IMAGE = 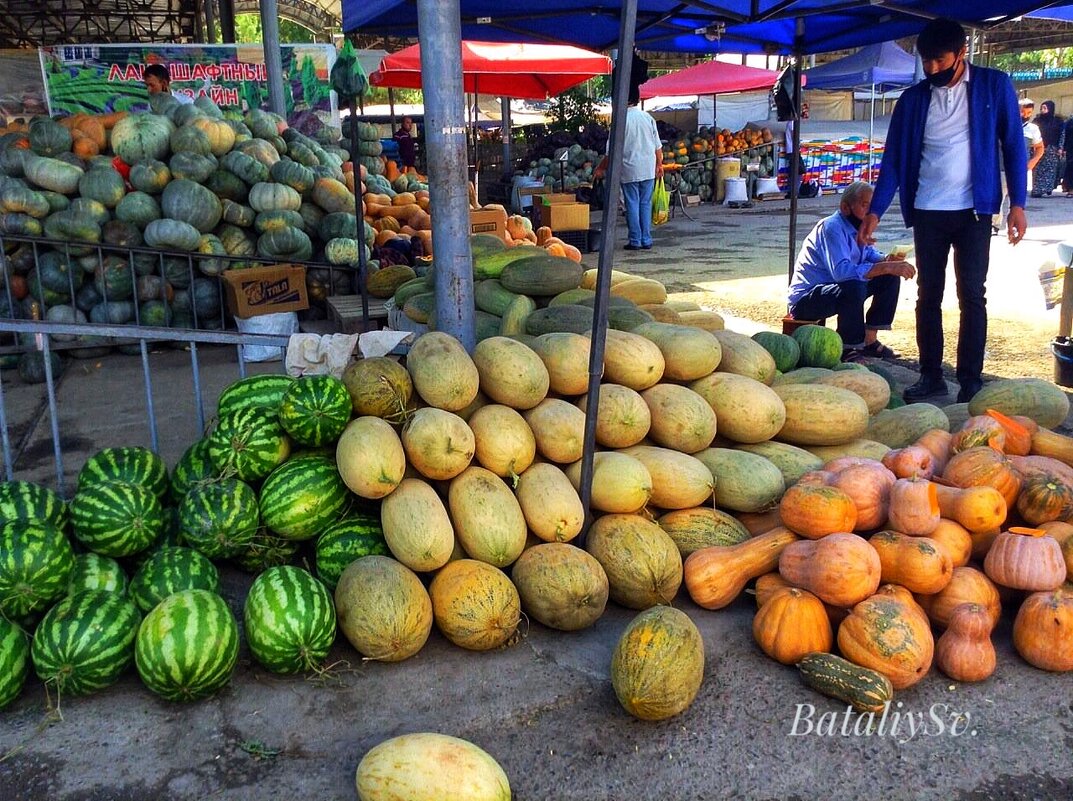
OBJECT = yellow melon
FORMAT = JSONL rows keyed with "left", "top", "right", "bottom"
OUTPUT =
{"left": 595, "top": 329, "right": 665, "bottom": 391}
{"left": 336, "top": 417, "right": 406, "bottom": 499}
{"left": 335, "top": 556, "right": 432, "bottom": 662}
{"left": 380, "top": 478, "right": 456, "bottom": 572}
{"left": 575, "top": 383, "right": 650, "bottom": 448}
{"left": 510, "top": 543, "right": 608, "bottom": 630}
{"left": 356, "top": 733, "right": 511, "bottom": 800}
{"left": 448, "top": 466, "right": 527, "bottom": 567}
{"left": 564, "top": 452, "right": 652, "bottom": 514}
{"left": 514, "top": 462, "right": 585, "bottom": 543}
{"left": 523, "top": 398, "right": 586, "bottom": 464}
{"left": 472, "top": 336, "right": 550, "bottom": 410}
{"left": 406, "top": 331, "right": 479, "bottom": 411}
{"left": 401, "top": 407, "right": 474, "bottom": 480}
{"left": 586, "top": 514, "right": 683, "bottom": 609}
{"left": 632, "top": 322, "right": 721, "bottom": 380}
{"left": 531, "top": 332, "right": 592, "bottom": 396}
{"left": 618, "top": 445, "right": 714, "bottom": 510}
{"left": 640, "top": 384, "right": 718, "bottom": 454}
{"left": 466, "top": 404, "right": 536, "bottom": 479}
{"left": 428, "top": 559, "right": 521, "bottom": 650}
{"left": 689, "top": 372, "right": 786, "bottom": 444}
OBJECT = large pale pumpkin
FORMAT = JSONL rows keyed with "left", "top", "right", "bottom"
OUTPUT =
{"left": 380, "top": 478, "right": 455, "bottom": 572}
{"left": 640, "top": 384, "right": 717, "bottom": 454}
{"left": 564, "top": 452, "right": 651, "bottom": 514}
{"left": 472, "top": 336, "right": 550, "bottom": 410}
{"left": 523, "top": 399, "right": 586, "bottom": 464}
{"left": 576, "top": 383, "right": 650, "bottom": 448}
{"left": 514, "top": 462, "right": 584, "bottom": 543}
{"left": 406, "top": 331, "right": 479, "bottom": 412}
{"left": 401, "top": 407, "right": 474, "bottom": 480}
{"left": 586, "top": 514, "right": 683, "bottom": 609}
{"left": 618, "top": 445, "right": 714, "bottom": 510}
{"left": 511, "top": 543, "right": 608, "bottom": 630}
{"left": 334, "top": 556, "right": 432, "bottom": 662}
{"left": 428, "top": 559, "right": 520, "bottom": 651}
{"left": 336, "top": 417, "right": 406, "bottom": 499}
{"left": 448, "top": 467, "right": 527, "bottom": 567}
{"left": 467, "top": 404, "right": 536, "bottom": 479}
{"left": 837, "top": 592, "right": 935, "bottom": 689}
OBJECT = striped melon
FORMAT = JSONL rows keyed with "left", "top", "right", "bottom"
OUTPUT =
{"left": 0, "top": 480, "right": 68, "bottom": 531}
{"left": 67, "top": 553, "right": 127, "bottom": 595}
{"left": 217, "top": 373, "right": 295, "bottom": 417}
{"left": 611, "top": 606, "right": 704, "bottom": 720}
{"left": 448, "top": 467, "right": 527, "bottom": 568}
{"left": 314, "top": 512, "right": 389, "bottom": 590}
{"left": 656, "top": 507, "right": 751, "bottom": 556}
{"left": 618, "top": 446, "right": 714, "bottom": 510}
{"left": 466, "top": 404, "right": 536, "bottom": 479}
{"left": 429, "top": 559, "right": 521, "bottom": 651}
{"left": 0, "top": 520, "right": 74, "bottom": 622}
{"left": 128, "top": 546, "right": 220, "bottom": 613}
{"left": 231, "top": 530, "right": 300, "bottom": 575}
{"left": 0, "top": 617, "right": 30, "bottom": 709}
{"left": 342, "top": 356, "right": 414, "bottom": 421}
{"left": 243, "top": 565, "right": 336, "bottom": 673}
{"left": 259, "top": 456, "right": 349, "bottom": 540}
{"left": 135, "top": 589, "right": 239, "bottom": 701}
{"left": 693, "top": 448, "right": 786, "bottom": 512}
{"left": 380, "top": 478, "right": 456, "bottom": 572}
{"left": 70, "top": 481, "right": 164, "bottom": 557}
{"left": 78, "top": 446, "right": 169, "bottom": 500}
{"left": 334, "top": 555, "right": 433, "bottom": 662}
{"left": 406, "top": 332, "right": 480, "bottom": 412}
{"left": 31, "top": 589, "right": 141, "bottom": 695}
{"left": 207, "top": 407, "right": 291, "bottom": 481}
{"left": 576, "top": 384, "right": 651, "bottom": 448}
{"left": 278, "top": 375, "right": 352, "bottom": 447}
{"left": 401, "top": 408, "right": 475, "bottom": 481}
{"left": 586, "top": 514, "right": 683, "bottom": 609}
{"left": 968, "top": 378, "right": 1071, "bottom": 429}
{"left": 179, "top": 477, "right": 259, "bottom": 558}
{"left": 336, "top": 417, "right": 406, "bottom": 499}
{"left": 169, "top": 439, "right": 217, "bottom": 504}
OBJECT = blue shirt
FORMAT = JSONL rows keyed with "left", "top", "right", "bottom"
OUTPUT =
{"left": 788, "top": 211, "right": 885, "bottom": 304}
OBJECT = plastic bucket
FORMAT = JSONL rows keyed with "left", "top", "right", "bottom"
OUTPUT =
{"left": 716, "top": 157, "right": 741, "bottom": 202}
{"left": 1053, "top": 336, "right": 1073, "bottom": 387}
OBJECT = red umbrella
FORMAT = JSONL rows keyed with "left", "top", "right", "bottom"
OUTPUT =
{"left": 639, "top": 60, "right": 798, "bottom": 99}
{"left": 369, "top": 40, "right": 612, "bottom": 100}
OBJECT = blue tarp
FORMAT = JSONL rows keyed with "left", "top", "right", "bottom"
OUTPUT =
{"left": 803, "top": 41, "right": 916, "bottom": 92}
{"left": 1028, "top": 5, "right": 1073, "bottom": 21}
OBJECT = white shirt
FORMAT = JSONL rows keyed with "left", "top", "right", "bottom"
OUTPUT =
{"left": 613, "top": 106, "right": 661, "bottom": 184}
{"left": 1023, "top": 120, "right": 1043, "bottom": 149}
{"left": 915, "top": 63, "right": 974, "bottom": 211}
{"left": 171, "top": 90, "right": 195, "bottom": 105}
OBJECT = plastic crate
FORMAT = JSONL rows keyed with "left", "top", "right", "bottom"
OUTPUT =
{"left": 556, "top": 228, "right": 591, "bottom": 252}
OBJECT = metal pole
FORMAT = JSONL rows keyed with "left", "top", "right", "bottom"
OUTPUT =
{"left": 416, "top": 0, "right": 475, "bottom": 349}
{"left": 260, "top": 0, "right": 288, "bottom": 116}
{"left": 218, "top": 0, "right": 236, "bottom": 44}
{"left": 501, "top": 96, "right": 512, "bottom": 180}
{"left": 205, "top": 0, "right": 217, "bottom": 51}
{"left": 787, "top": 17, "right": 804, "bottom": 283}
{"left": 389, "top": 87, "right": 397, "bottom": 133}
{"left": 577, "top": 0, "right": 638, "bottom": 543}
{"left": 868, "top": 83, "right": 875, "bottom": 180}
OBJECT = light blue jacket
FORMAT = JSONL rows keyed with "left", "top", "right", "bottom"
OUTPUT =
{"left": 789, "top": 211, "right": 885, "bottom": 304}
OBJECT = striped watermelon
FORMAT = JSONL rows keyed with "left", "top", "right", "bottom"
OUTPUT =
{"left": 31, "top": 589, "right": 141, "bottom": 695}
{"left": 217, "top": 373, "right": 295, "bottom": 417}
{"left": 278, "top": 376, "right": 352, "bottom": 447}
{"left": 243, "top": 565, "right": 336, "bottom": 673}
{"left": 128, "top": 546, "right": 220, "bottom": 613}
{"left": 232, "top": 530, "right": 301, "bottom": 574}
{"left": 169, "top": 439, "right": 217, "bottom": 504}
{"left": 0, "top": 480, "right": 68, "bottom": 532}
{"left": 0, "top": 617, "right": 30, "bottom": 709}
{"left": 258, "top": 456, "right": 349, "bottom": 540}
{"left": 70, "top": 481, "right": 165, "bottom": 557}
{"left": 178, "top": 478, "right": 259, "bottom": 559}
{"left": 0, "top": 520, "right": 75, "bottom": 623}
{"left": 67, "top": 553, "right": 127, "bottom": 595}
{"left": 135, "top": 589, "right": 239, "bottom": 702}
{"left": 207, "top": 407, "right": 291, "bottom": 481}
{"left": 315, "top": 512, "right": 389, "bottom": 590}
{"left": 78, "top": 446, "right": 170, "bottom": 501}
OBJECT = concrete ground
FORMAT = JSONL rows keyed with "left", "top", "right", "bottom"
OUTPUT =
{"left": 2, "top": 191, "right": 1073, "bottom": 800}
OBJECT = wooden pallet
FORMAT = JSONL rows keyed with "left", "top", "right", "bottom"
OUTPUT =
{"left": 325, "top": 295, "right": 390, "bottom": 334}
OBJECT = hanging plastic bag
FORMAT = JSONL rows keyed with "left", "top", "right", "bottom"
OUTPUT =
{"left": 651, "top": 177, "right": 669, "bottom": 226}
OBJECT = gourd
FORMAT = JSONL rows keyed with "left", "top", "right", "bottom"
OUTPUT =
{"left": 752, "top": 587, "right": 833, "bottom": 665}
{"left": 868, "top": 530, "right": 953, "bottom": 595}
{"left": 1029, "top": 427, "right": 1073, "bottom": 467}
{"left": 778, "top": 532, "right": 881, "bottom": 607}
{"left": 778, "top": 482, "right": 857, "bottom": 539}
{"left": 1012, "top": 586, "right": 1073, "bottom": 672}
{"left": 796, "top": 652, "right": 894, "bottom": 714}
{"left": 933, "top": 484, "right": 1007, "bottom": 534}
{"left": 942, "top": 446, "right": 1021, "bottom": 508}
{"left": 827, "top": 462, "right": 895, "bottom": 531}
{"left": 886, "top": 478, "right": 940, "bottom": 536}
{"left": 935, "top": 603, "right": 996, "bottom": 682}
{"left": 837, "top": 592, "right": 935, "bottom": 689}
{"left": 1015, "top": 470, "right": 1073, "bottom": 526}
{"left": 683, "top": 526, "right": 799, "bottom": 610}
{"left": 881, "top": 444, "right": 936, "bottom": 479}
{"left": 983, "top": 527, "right": 1067, "bottom": 591}
{"left": 915, "top": 566, "right": 1001, "bottom": 629}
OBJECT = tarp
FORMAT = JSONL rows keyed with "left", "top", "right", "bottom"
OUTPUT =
{"left": 638, "top": 60, "right": 784, "bottom": 99}
{"left": 369, "top": 40, "right": 611, "bottom": 100}
{"left": 803, "top": 41, "right": 916, "bottom": 92}
{"left": 1028, "top": 4, "right": 1073, "bottom": 21}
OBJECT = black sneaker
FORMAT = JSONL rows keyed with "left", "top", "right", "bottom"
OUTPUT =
{"left": 903, "top": 376, "right": 949, "bottom": 402}
{"left": 957, "top": 382, "right": 983, "bottom": 403}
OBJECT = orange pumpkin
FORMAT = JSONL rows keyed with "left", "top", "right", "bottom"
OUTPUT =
{"left": 881, "top": 445, "right": 937, "bottom": 479}
{"left": 828, "top": 462, "right": 895, "bottom": 531}
{"left": 986, "top": 409, "right": 1035, "bottom": 456}
{"left": 683, "top": 526, "right": 799, "bottom": 610}
{"left": 950, "top": 415, "right": 1006, "bottom": 454}
{"left": 942, "top": 446, "right": 1021, "bottom": 508}
{"left": 1012, "top": 586, "right": 1073, "bottom": 672}
{"left": 983, "top": 527, "right": 1067, "bottom": 591}
{"left": 837, "top": 592, "right": 935, "bottom": 689}
{"left": 778, "top": 483, "right": 857, "bottom": 540}
{"left": 915, "top": 565, "right": 1001, "bottom": 629}
{"left": 927, "top": 519, "right": 973, "bottom": 568}
{"left": 1015, "top": 470, "right": 1073, "bottom": 526}
{"left": 935, "top": 603, "right": 997, "bottom": 682}
{"left": 915, "top": 428, "right": 953, "bottom": 473}
{"left": 868, "top": 530, "right": 952, "bottom": 595}
{"left": 778, "top": 532, "right": 881, "bottom": 608}
{"left": 886, "top": 478, "right": 940, "bottom": 536}
{"left": 735, "top": 509, "right": 783, "bottom": 535}
{"left": 752, "top": 587, "right": 833, "bottom": 665}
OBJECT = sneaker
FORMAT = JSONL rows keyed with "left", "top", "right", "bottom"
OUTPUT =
{"left": 957, "top": 382, "right": 983, "bottom": 403}
{"left": 903, "top": 376, "right": 949, "bottom": 402}
{"left": 624, "top": 244, "right": 642, "bottom": 251}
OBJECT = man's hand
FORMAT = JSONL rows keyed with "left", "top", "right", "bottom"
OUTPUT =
{"left": 857, "top": 213, "right": 880, "bottom": 246}
{"left": 1007, "top": 206, "right": 1027, "bottom": 245}
{"left": 865, "top": 260, "right": 915, "bottom": 281}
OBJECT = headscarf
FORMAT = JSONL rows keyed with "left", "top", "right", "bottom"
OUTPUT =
{"left": 1036, "top": 100, "right": 1064, "bottom": 147}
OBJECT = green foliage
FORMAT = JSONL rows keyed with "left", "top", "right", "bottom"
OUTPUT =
{"left": 993, "top": 48, "right": 1073, "bottom": 71}
{"left": 548, "top": 85, "right": 602, "bottom": 133}
{"left": 233, "top": 15, "right": 317, "bottom": 44}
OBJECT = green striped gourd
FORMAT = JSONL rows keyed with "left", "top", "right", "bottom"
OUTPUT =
{"left": 231, "top": 530, "right": 301, "bottom": 574}
{"left": 0, "top": 480, "right": 68, "bottom": 531}
{"left": 0, "top": 520, "right": 75, "bottom": 622}
{"left": 169, "top": 439, "right": 217, "bottom": 504}
{"left": 314, "top": 511, "right": 388, "bottom": 590}
{"left": 135, "top": 589, "right": 238, "bottom": 702}
{"left": 70, "top": 481, "right": 165, "bottom": 557}
{"left": 78, "top": 446, "right": 169, "bottom": 501}
{"left": 31, "top": 589, "right": 141, "bottom": 695}
{"left": 278, "top": 375, "right": 352, "bottom": 447}
{"left": 67, "top": 553, "right": 127, "bottom": 595}
{"left": 258, "top": 456, "right": 348, "bottom": 541}
{"left": 0, "top": 618, "right": 30, "bottom": 709}
{"left": 207, "top": 407, "right": 291, "bottom": 481}
{"left": 216, "top": 374, "right": 295, "bottom": 417}
{"left": 178, "top": 478, "right": 259, "bottom": 559}
{"left": 128, "top": 546, "right": 220, "bottom": 613}
{"left": 243, "top": 565, "right": 336, "bottom": 673}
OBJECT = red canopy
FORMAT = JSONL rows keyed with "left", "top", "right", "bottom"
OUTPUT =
{"left": 369, "top": 40, "right": 612, "bottom": 100}
{"left": 639, "top": 60, "right": 796, "bottom": 99}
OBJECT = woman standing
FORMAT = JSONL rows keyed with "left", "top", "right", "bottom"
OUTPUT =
{"left": 1032, "top": 100, "right": 1064, "bottom": 197}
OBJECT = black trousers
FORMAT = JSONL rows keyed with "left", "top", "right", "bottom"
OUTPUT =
{"left": 911, "top": 209, "right": 993, "bottom": 390}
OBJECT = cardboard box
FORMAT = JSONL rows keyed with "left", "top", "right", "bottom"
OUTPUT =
{"left": 222, "top": 264, "right": 309, "bottom": 319}
{"left": 542, "top": 193, "right": 578, "bottom": 205}
{"left": 540, "top": 200, "right": 590, "bottom": 232}
{"left": 470, "top": 209, "right": 508, "bottom": 241}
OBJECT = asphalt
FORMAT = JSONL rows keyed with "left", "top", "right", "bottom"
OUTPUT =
{"left": 2, "top": 191, "right": 1073, "bottom": 801}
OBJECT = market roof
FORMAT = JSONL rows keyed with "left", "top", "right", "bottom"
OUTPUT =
{"left": 803, "top": 40, "right": 917, "bottom": 92}
{"left": 638, "top": 60, "right": 783, "bottom": 100}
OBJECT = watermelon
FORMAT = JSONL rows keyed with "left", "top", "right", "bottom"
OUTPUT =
{"left": 178, "top": 478, "right": 259, "bottom": 559}
{"left": 207, "top": 407, "right": 291, "bottom": 481}
{"left": 216, "top": 373, "right": 295, "bottom": 417}
{"left": 0, "top": 520, "right": 75, "bottom": 622}
{"left": 314, "top": 512, "right": 388, "bottom": 590}
{"left": 258, "top": 456, "right": 348, "bottom": 541}
{"left": 751, "top": 331, "right": 800, "bottom": 374}
{"left": 128, "top": 546, "right": 220, "bottom": 613}
{"left": 0, "top": 481, "right": 68, "bottom": 531}
{"left": 243, "top": 565, "right": 336, "bottom": 674}
{"left": 231, "top": 530, "right": 301, "bottom": 574}
{"left": 135, "top": 588, "right": 238, "bottom": 702}
{"left": 169, "top": 439, "right": 217, "bottom": 504}
{"left": 78, "top": 446, "right": 169, "bottom": 501}
{"left": 70, "top": 481, "right": 164, "bottom": 557}
{"left": 278, "top": 375, "right": 352, "bottom": 447}
{"left": 0, "top": 617, "right": 30, "bottom": 709}
{"left": 31, "top": 589, "right": 141, "bottom": 695}
{"left": 791, "top": 324, "right": 843, "bottom": 369}
{"left": 67, "top": 552, "right": 127, "bottom": 595}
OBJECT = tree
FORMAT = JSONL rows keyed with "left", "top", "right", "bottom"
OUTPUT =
{"left": 994, "top": 48, "right": 1073, "bottom": 72}
{"left": 233, "top": 14, "right": 317, "bottom": 44}
{"left": 548, "top": 85, "right": 602, "bottom": 133}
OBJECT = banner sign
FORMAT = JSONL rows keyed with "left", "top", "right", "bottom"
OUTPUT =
{"left": 0, "top": 49, "right": 49, "bottom": 122}
{"left": 39, "top": 43, "right": 337, "bottom": 124}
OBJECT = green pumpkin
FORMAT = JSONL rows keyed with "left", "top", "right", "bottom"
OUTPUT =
{"left": 144, "top": 219, "right": 201, "bottom": 252}
{"left": 269, "top": 159, "right": 315, "bottom": 193}
{"left": 78, "top": 168, "right": 126, "bottom": 208}
{"left": 286, "top": 141, "right": 319, "bottom": 168}
{"left": 170, "top": 124, "right": 213, "bottom": 157}
{"left": 168, "top": 152, "right": 217, "bottom": 184}
{"left": 219, "top": 151, "right": 268, "bottom": 185}
{"left": 28, "top": 118, "right": 72, "bottom": 156}
{"left": 257, "top": 228, "right": 313, "bottom": 262}
{"left": 0, "top": 185, "right": 50, "bottom": 218}
{"left": 254, "top": 210, "right": 306, "bottom": 235}
{"left": 318, "top": 212, "right": 358, "bottom": 242}
{"left": 129, "top": 160, "right": 171, "bottom": 194}
{"left": 190, "top": 117, "right": 235, "bottom": 156}
{"left": 115, "top": 192, "right": 161, "bottom": 229}
{"left": 89, "top": 300, "right": 135, "bottom": 324}
{"left": 93, "top": 255, "right": 135, "bottom": 301}
{"left": 298, "top": 202, "right": 325, "bottom": 233}
{"left": 34, "top": 251, "right": 82, "bottom": 294}
{"left": 205, "top": 170, "right": 248, "bottom": 202}
{"left": 235, "top": 137, "right": 280, "bottom": 169}
{"left": 23, "top": 154, "right": 83, "bottom": 195}
{"left": 221, "top": 200, "right": 256, "bottom": 228}
{"left": 43, "top": 210, "right": 101, "bottom": 254}
{"left": 248, "top": 182, "right": 302, "bottom": 214}
{"left": 171, "top": 104, "right": 206, "bottom": 128}
{"left": 161, "top": 179, "right": 223, "bottom": 234}
{"left": 102, "top": 219, "right": 143, "bottom": 248}
{"left": 196, "top": 234, "right": 228, "bottom": 277}
{"left": 215, "top": 223, "right": 258, "bottom": 258}
{"left": 110, "top": 114, "right": 175, "bottom": 164}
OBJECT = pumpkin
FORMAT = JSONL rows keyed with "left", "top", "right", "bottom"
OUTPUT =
{"left": 778, "top": 483, "right": 857, "bottom": 539}
{"left": 915, "top": 565, "right": 1001, "bottom": 629}
{"left": 585, "top": 514, "right": 683, "bottom": 609}
{"left": 753, "top": 587, "right": 833, "bottom": 665}
{"left": 868, "top": 530, "right": 953, "bottom": 594}
{"left": 942, "top": 446, "right": 1021, "bottom": 508}
{"left": 1015, "top": 470, "right": 1073, "bottom": 526}
{"left": 683, "top": 526, "right": 799, "bottom": 610}
{"left": 428, "top": 559, "right": 521, "bottom": 651}
{"left": 514, "top": 463, "right": 584, "bottom": 544}
{"left": 983, "top": 527, "right": 1067, "bottom": 591}
{"left": 778, "top": 532, "right": 882, "bottom": 607}
{"left": 161, "top": 178, "right": 223, "bottom": 233}
{"left": 837, "top": 592, "right": 935, "bottom": 689}
{"left": 1039, "top": 520, "right": 1073, "bottom": 581}
{"left": 510, "top": 543, "right": 608, "bottom": 631}
{"left": 986, "top": 409, "right": 1035, "bottom": 456}
{"left": 334, "top": 556, "right": 432, "bottom": 662}
{"left": 1012, "top": 586, "right": 1073, "bottom": 672}
{"left": 935, "top": 603, "right": 996, "bottom": 682}
{"left": 950, "top": 415, "right": 1006, "bottom": 454}
{"left": 467, "top": 404, "right": 536, "bottom": 480}
{"left": 928, "top": 519, "right": 973, "bottom": 568}
{"left": 828, "top": 462, "right": 895, "bottom": 531}
{"left": 881, "top": 444, "right": 936, "bottom": 479}
{"left": 914, "top": 428, "right": 953, "bottom": 472}
{"left": 886, "top": 478, "right": 941, "bottom": 536}
{"left": 380, "top": 478, "right": 455, "bottom": 572}
{"left": 933, "top": 484, "right": 1007, "bottom": 534}
{"left": 110, "top": 114, "right": 174, "bottom": 163}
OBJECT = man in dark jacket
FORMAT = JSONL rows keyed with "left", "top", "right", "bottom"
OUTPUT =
{"left": 858, "top": 18, "right": 1027, "bottom": 404}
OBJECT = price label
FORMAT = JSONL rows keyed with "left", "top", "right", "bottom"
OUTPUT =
{"left": 746, "top": 163, "right": 761, "bottom": 172}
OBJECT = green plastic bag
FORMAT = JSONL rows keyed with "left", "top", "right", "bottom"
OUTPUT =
{"left": 651, "top": 176, "right": 669, "bottom": 226}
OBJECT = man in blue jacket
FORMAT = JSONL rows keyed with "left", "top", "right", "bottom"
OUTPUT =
{"left": 858, "top": 18, "right": 1027, "bottom": 404}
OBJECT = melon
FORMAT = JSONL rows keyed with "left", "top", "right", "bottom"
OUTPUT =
{"left": 774, "top": 384, "right": 870, "bottom": 446}
{"left": 523, "top": 399, "right": 586, "bottom": 464}
{"left": 752, "top": 331, "right": 800, "bottom": 373}
{"left": 792, "top": 324, "right": 843, "bottom": 368}
{"left": 640, "top": 384, "right": 717, "bottom": 454}
{"left": 336, "top": 417, "right": 406, "bottom": 499}
{"left": 428, "top": 559, "right": 520, "bottom": 650}
{"left": 401, "top": 407, "right": 474, "bottom": 480}
{"left": 531, "top": 332, "right": 591, "bottom": 395}
{"left": 334, "top": 555, "right": 432, "bottom": 662}
{"left": 380, "top": 479, "right": 455, "bottom": 572}
{"left": 596, "top": 328, "right": 665, "bottom": 390}
{"left": 657, "top": 507, "right": 751, "bottom": 555}
{"left": 734, "top": 441, "right": 824, "bottom": 486}
{"left": 454, "top": 390, "right": 491, "bottom": 422}
{"left": 713, "top": 329, "right": 777, "bottom": 384}
{"left": 472, "top": 336, "right": 550, "bottom": 410}
{"left": 866, "top": 403, "right": 951, "bottom": 449}
{"left": 564, "top": 452, "right": 652, "bottom": 514}
{"left": 632, "top": 322, "right": 721, "bottom": 380}
{"left": 514, "top": 463, "right": 584, "bottom": 543}
{"left": 805, "top": 439, "right": 892, "bottom": 462}
{"left": 406, "top": 331, "right": 480, "bottom": 412}
{"left": 355, "top": 733, "right": 510, "bottom": 801}
{"left": 576, "top": 383, "right": 650, "bottom": 448}
{"left": 618, "top": 446, "right": 714, "bottom": 510}
{"left": 693, "top": 448, "right": 786, "bottom": 512}
{"left": 968, "top": 378, "right": 1070, "bottom": 428}
{"left": 816, "top": 371, "right": 891, "bottom": 415}
{"left": 586, "top": 514, "right": 683, "bottom": 609}
{"left": 466, "top": 404, "right": 536, "bottom": 479}
{"left": 689, "top": 372, "right": 785, "bottom": 444}
{"left": 341, "top": 357, "right": 413, "bottom": 421}
{"left": 448, "top": 467, "right": 527, "bottom": 567}
{"left": 772, "top": 367, "right": 837, "bottom": 386}
{"left": 510, "top": 543, "right": 608, "bottom": 631}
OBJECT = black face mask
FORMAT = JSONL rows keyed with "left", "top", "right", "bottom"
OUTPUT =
{"left": 927, "top": 59, "right": 960, "bottom": 88}
{"left": 846, "top": 212, "right": 863, "bottom": 230}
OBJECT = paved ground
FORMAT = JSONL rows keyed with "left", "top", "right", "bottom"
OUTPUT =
{"left": 2, "top": 191, "right": 1073, "bottom": 800}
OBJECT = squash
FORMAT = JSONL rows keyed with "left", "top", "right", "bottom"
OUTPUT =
{"left": 406, "top": 332, "right": 480, "bottom": 412}
{"left": 380, "top": 478, "right": 455, "bottom": 572}
{"left": 827, "top": 462, "right": 896, "bottom": 531}
{"left": 935, "top": 603, "right": 996, "bottom": 682}
{"left": 778, "top": 533, "right": 882, "bottom": 607}
{"left": 915, "top": 565, "right": 1001, "bottom": 629}
{"left": 778, "top": 483, "right": 857, "bottom": 540}
{"left": 1012, "top": 586, "right": 1073, "bottom": 672}
{"left": 837, "top": 592, "right": 935, "bottom": 689}
{"left": 586, "top": 514, "right": 683, "bottom": 609}
{"left": 110, "top": 113, "right": 174, "bottom": 164}
{"left": 933, "top": 484, "right": 1006, "bottom": 534}
{"left": 753, "top": 587, "right": 833, "bottom": 665}
{"left": 1029, "top": 427, "right": 1073, "bottom": 468}
{"left": 617, "top": 446, "right": 714, "bottom": 510}
{"left": 796, "top": 652, "right": 894, "bottom": 714}
{"left": 683, "top": 526, "right": 799, "bottom": 610}
{"left": 942, "top": 446, "right": 1021, "bottom": 508}
{"left": 914, "top": 428, "right": 953, "bottom": 473}
{"left": 334, "top": 556, "right": 432, "bottom": 662}
{"left": 950, "top": 415, "right": 1006, "bottom": 454}
{"left": 868, "top": 530, "right": 952, "bottom": 594}
{"left": 1016, "top": 470, "right": 1073, "bottom": 526}
{"left": 689, "top": 373, "right": 786, "bottom": 444}
{"left": 928, "top": 519, "right": 973, "bottom": 568}
{"left": 983, "top": 527, "right": 1066, "bottom": 591}
{"left": 886, "top": 478, "right": 941, "bottom": 536}
{"left": 448, "top": 466, "right": 527, "bottom": 568}
{"left": 510, "top": 542, "right": 608, "bottom": 631}
{"left": 1039, "top": 520, "right": 1073, "bottom": 582}
{"left": 428, "top": 560, "right": 520, "bottom": 651}
{"left": 985, "top": 409, "right": 1035, "bottom": 456}
{"left": 514, "top": 463, "right": 584, "bottom": 543}
{"left": 881, "top": 445, "right": 937, "bottom": 479}
{"left": 657, "top": 507, "right": 751, "bottom": 556}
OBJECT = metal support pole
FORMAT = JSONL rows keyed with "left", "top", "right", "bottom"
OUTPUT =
{"left": 260, "top": 0, "right": 288, "bottom": 116}
{"left": 577, "top": 0, "right": 638, "bottom": 544}
{"left": 501, "top": 96, "right": 512, "bottom": 180}
{"left": 416, "top": 0, "right": 475, "bottom": 349}
{"left": 868, "top": 83, "right": 876, "bottom": 180}
{"left": 388, "top": 87, "right": 397, "bottom": 133}
{"left": 218, "top": 0, "right": 236, "bottom": 43}
{"left": 205, "top": 0, "right": 217, "bottom": 45}
{"left": 787, "top": 18, "right": 804, "bottom": 283}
